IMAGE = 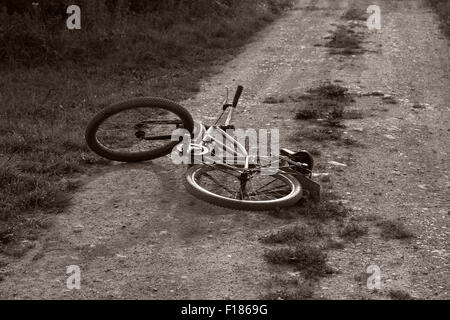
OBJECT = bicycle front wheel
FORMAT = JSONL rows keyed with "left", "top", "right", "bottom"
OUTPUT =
{"left": 85, "top": 97, "right": 194, "bottom": 162}
{"left": 184, "top": 165, "right": 302, "bottom": 211}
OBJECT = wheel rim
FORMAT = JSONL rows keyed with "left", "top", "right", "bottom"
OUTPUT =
{"left": 189, "top": 165, "right": 299, "bottom": 204}
{"left": 94, "top": 106, "right": 183, "bottom": 156}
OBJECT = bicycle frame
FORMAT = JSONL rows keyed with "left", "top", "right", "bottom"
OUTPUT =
{"left": 185, "top": 86, "right": 320, "bottom": 201}
{"left": 189, "top": 106, "right": 291, "bottom": 172}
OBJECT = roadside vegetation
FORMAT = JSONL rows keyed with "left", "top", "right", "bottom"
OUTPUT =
{"left": 264, "top": 81, "right": 364, "bottom": 146}
{"left": 341, "top": 7, "right": 367, "bottom": 21}
{"left": 0, "top": 0, "right": 293, "bottom": 253}
{"left": 325, "top": 25, "right": 366, "bottom": 55}
{"left": 426, "top": 0, "right": 450, "bottom": 37}
{"left": 388, "top": 289, "right": 414, "bottom": 300}
{"left": 377, "top": 219, "right": 415, "bottom": 240}
{"left": 260, "top": 222, "right": 332, "bottom": 299}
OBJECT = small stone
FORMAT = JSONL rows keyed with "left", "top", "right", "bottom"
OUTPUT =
{"left": 368, "top": 91, "right": 384, "bottom": 96}
{"left": 384, "top": 134, "right": 396, "bottom": 140}
{"left": 328, "top": 161, "right": 347, "bottom": 167}
{"left": 159, "top": 230, "right": 169, "bottom": 236}
{"left": 431, "top": 249, "right": 446, "bottom": 255}
{"left": 382, "top": 96, "right": 397, "bottom": 104}
{"left": 312, "top": 172, "right": 330, "bottom": 177}
{"left": 287, "top": 271, "right": 300, "bottom": 277}
{"left": 73, "top": 224, "right": 84, "bottom": 233}
{"left": 412, "top": 103, "right": 426, "bottom": 109}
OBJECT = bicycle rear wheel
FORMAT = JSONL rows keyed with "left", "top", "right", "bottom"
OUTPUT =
{"left": 184, "top": 164, "right": 302, "bottom": 211}
{"left": 85, "top": 98, "right": 194, "bottom": 162}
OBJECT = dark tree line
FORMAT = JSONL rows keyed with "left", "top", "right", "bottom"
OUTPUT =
{"left": 1, "top": 0, "right": 238, "bottom": 16}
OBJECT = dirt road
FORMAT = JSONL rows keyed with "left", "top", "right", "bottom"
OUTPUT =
{"left": 1, "top": 0, "right": 448, "bottom": 299}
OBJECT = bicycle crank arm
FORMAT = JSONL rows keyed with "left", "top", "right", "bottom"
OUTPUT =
{"left": 295, "top": 173, "right": 321, "bottom": 203}
{"left": 283, "top": 168, "right": 320, "bottom": 203}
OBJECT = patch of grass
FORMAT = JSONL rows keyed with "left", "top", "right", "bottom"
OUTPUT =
{"left": 343, "top": 110, "right": 364, "bottom": 119}
{"left": 306, "top": 82, "right": 349, "bottom": 99}
{"left": 338, "top": 221, "right": 368, "bottom": 240}
{"left": 0, "top": 1, "right": 294, "bottom": 68}
{"left": 1, "top": 240, "right": 35, "bottom": 258}
{"left": 295, "top": 104, "right": 345, "bottom": 122}
{"left": 326, "top": 25, "right": 365, "bottom": 55}
{"left": 389, "top": 289, "right": 413, "bottom": 300}
{"left": 263, "top": 195, "right": 348, "bottom": 298}
{"left": 354, "top": 271, "right": 370, "bottom": 285}
{"left": 337, "top": 137, "right": 364, "bottom": 148}
{"left": 0, "top": 165, "right": 73, "bottom": 222}
{"left": 293, "top": 82, "right": 355, "bottom": 128}
{"left": 265, "top": 82, "right": 356, "bottom": 133}
{"left": 310, "top": 128, "right": 342, "bottom": 141}
{"left": 295, "top": 196, "right": 349, "bottom": 221}
{"left": 263, "top": 95, "right": 287, "bottom": 104}
{"left": 326, "top": 239, "right": 345, "bottom": 250}
{"left": 301, "top": 127, "right": 342, "bottom": 141}
{"left": 342, "top": 7, "right": 368, "bottom": 21}
{"left": 426, "top": 0, "right": 450, "bottom": 38}
{"left": 295, "top": 109, "right": 320, "bottom": 120}
{"left": 377, "top": 220, "right": 414, "bottom": 240}
{"left": 260, "top": 224, "right": 324, "bottom": 244}
{"left": 264, "top": 245, "right": 331, "bottom": 277}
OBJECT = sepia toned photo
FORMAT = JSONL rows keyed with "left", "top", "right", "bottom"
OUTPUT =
{"left": 0, "top": 0, "right": 448, "bottom": 304}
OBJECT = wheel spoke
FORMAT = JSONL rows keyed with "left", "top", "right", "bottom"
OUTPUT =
{"left": 95, "top": 107, "right": 182, "bottom": 154}
{"left": 189, "top": 164, "right": 299, "bottom": 206}
{"left": 251, "top": 178, "right": 279, "bottom": 193}
{"left": 205, "top": 164, "right": 241, "bottom": 178}
{"left": 202, "top": 173, "right": 236, "bottom": 196}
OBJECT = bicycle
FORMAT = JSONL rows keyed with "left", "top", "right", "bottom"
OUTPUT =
{"left": 85, "top": 86, "right": 320, "bottom": 211}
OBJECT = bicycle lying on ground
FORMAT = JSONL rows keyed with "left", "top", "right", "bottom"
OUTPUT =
{"left": 85, "top": 86, "right": 320, "bottom": 211}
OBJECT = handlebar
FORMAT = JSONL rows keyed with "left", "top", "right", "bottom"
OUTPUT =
{"left": 232, "top": 85, "right": 243, "bottom": 108}
{"left": 219, "top": 85, "right": 243, "bottom": 126}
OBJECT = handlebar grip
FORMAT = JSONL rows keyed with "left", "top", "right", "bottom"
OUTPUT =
{"left": 232, "top": 85, "right": 243, "bottom": 108}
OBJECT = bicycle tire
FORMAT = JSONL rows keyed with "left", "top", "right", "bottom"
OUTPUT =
{"left": 85, "top": 97, "right": 194, "bottom": 162}
{"left": 184, "top": 165, "right": 303, "bottom": 211}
